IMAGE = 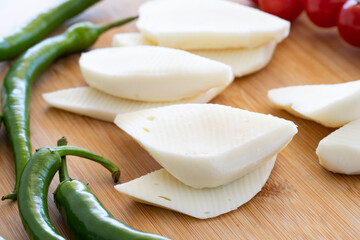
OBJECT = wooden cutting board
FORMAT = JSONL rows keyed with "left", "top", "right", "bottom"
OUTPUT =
{"left": 1, "top": 0, "right": 360, "bottom": 239}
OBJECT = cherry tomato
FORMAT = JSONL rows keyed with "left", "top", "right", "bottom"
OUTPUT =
{"left": 305, "top": 0, "right": 346, "bottom": 27}
{"left": 259, "top": 0, "right": 305, "bottom": 22}
{"left": 337, "top": 0, "right": 360, "bottom": 47}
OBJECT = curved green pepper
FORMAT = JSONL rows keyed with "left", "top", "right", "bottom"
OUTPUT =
{"left": 0, "top": 0, "right": 100, "bottom": 61}
{"left": 55, "top": 179, "right": 172, "bottom": 240}
{"left": 54, "top": 137, "right": 171, "bottom": 240}
{"left": 17, "top": 145, "right": 120, "bottom": 240}
{"left": 1, "top": 16, "right": 137, "bottom": 200}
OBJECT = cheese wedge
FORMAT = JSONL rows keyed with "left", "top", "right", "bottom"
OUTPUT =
{"left": 268, "top": 80, "right": 360, "bottom": 128}
{"left": 114, "top": 104, "right": 297, "bottom": 188}
{"left": 115, "top": 156, "right": 276, "bottom": 219}
{"left": 42, "top": 82, "right": 230, "bottom": 122}
{"left": 112, "top": 33, "right": 277, "bottom": 77}
{"left": 79, "top": 46, "right": 233, "bottom": 102}
{"left": 317, "top": 118, "right": 360, "bottom": 174}
{"left": 137, "top": 0, "right": 290, "bottom": 50}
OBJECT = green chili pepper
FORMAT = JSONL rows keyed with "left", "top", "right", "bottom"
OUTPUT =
{"left": 17, "top": 145, "right": 120, "bottom": 240}
{"left": 54, "top": 139, "right": 171, "bottom": 240}
{"left": 0, "top": 0, "right": 100, "bottom": 61}
{"left": 1, "top": 16, "right": 137, "bottom": 200}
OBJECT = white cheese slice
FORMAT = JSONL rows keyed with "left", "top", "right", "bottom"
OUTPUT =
{"left": 268, "top": 80, "right": 360, "bottom": 128}
{"left": 79, "top": 46, "right": 233, "bottom": 102}
{"left": 115, "top": 156, "right": 276, "bottom": 219}
{"left": 114, "top": 104, "right": 297, "bottom": 188}
{"left": 137, "top": 0, "right": 290, "bottom": 50}
{"left": 316, "top": 118, "right": 360, "bottom": 174}
{"left": 112, "top": 32, "right": 277, "bottom": 77}
{"left": 42, "top": 82, "right": 230, "bottom": 122}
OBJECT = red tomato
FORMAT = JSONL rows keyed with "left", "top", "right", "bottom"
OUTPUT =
{"left": 259, "top": 0, "right": 304, "bottom": 22}
{"left": 337, "top": 0, "right": 360, "bottom": 47}
{"left": 250, "top": 0, "right": 258, "bottom": 3}
{"left": 305, "top": 0, "right": 346, "bottom": 27}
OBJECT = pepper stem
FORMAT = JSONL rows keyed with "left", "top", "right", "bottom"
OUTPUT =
{"left": 97, "top": 16, "right": 138, "bottom": 34}
{"left": 1, "top": 192, "right": 16, "bottom": 201}
{"left": 55, "top": 146, "right": 120, "bottom": 183}
{"left": 58, "top": 137, "right": 70, "bottom": 182}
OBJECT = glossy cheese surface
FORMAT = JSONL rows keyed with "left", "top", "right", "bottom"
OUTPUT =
{"left": 114, "top": 104, "right": 297, "bottom": 188}
{"left": 79, "top": 46, "right": 233, "bottom": 102}
{"left": 137, "top": 0, "right": 289, "bottom": 50}
{"left": 317, "top": 118, "right": 360, "bottom": 174}
{"left": 268, "top": 80, "right": 360, "bottom": 127}
{"left": 112, "top": 32, "right": 277, "bottom": 77}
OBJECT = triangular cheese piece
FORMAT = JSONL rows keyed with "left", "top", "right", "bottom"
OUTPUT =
{"left": 112, "top": 33, "right": 277, "bottom": 77}
{"left": 137, "top": 0, "right": 290, "bottom": 50}
{"left": 43, "top": 84, "right": 230, "bottom": 122}
{"left": 114, "top": 104, "right": 297, "bottom": 188}
{"left": 115, "top": 156, "right": 276, "bottom": 219}
{"left": 79, "top": 46, "right": 233, "bottom": 102}
{"left": 317, "top": 118, "right": 360, "bottom": 174}
{"left": 268, "top": 81, "right": 360, "bottom": 128}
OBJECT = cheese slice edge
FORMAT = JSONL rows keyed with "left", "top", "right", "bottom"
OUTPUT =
{"left": 137, "top": 0, "right": 289, "bottom": 50}
{"left": 115, "top": 155, "right": 276, "bottom": 219}
{"left": 112, "top": 32, "right": 276, "bottom": 77}
{"left": 79, "top": 46, "right": 233, "bottom": 102}
{"left": 268, "top": 81, "right": 360, "bottom": 128}
{"left": 42, "top": 83, "right": 230, "bottom": 122}
{"left": 316, "top": 118, "right": 360, "bottom": 174}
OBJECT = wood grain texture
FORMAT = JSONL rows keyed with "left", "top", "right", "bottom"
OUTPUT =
{"left": 1, "top": 0, "right": 360, "bottom": 239}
